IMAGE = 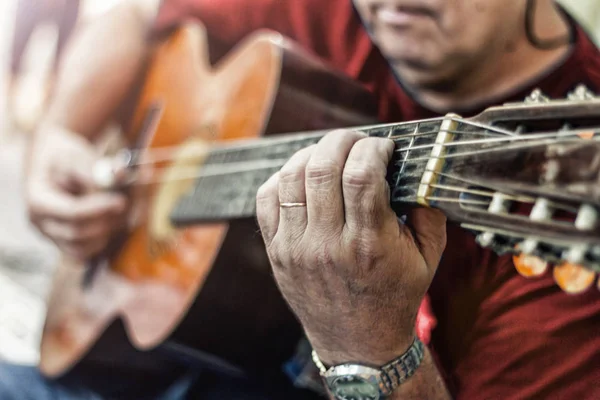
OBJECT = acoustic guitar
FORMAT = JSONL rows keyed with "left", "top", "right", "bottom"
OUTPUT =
{"left": 40, "top": 22, "right": 600, "bottom": 379}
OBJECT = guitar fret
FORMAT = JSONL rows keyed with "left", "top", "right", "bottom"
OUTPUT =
{"left": 399, "top": 123, "right": 418, "bottom": 175}
{"left": 173, "top": 118, "right": 445, "bottom": 223}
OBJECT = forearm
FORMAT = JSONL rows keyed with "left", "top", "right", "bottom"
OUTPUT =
{"left": 41, "top": 0, "right": 160, "bottom": 140}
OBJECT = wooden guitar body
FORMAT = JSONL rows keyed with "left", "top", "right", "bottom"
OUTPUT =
{"left": 40, "top": 23, "right": 378, "bottom": 377}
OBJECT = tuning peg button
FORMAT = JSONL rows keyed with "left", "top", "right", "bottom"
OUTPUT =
{"left": 513, "top": 254, "right": 548, "bottom": 277}
{"left": 530, "top": 198, "right": 553, "bottom": 221}
{"left": 564, "top": 244, "right": 589, "bottom": 265}
{"left": 567, "top": 84, "right": 597, "bottom": 101}
{"left": 520, "top": 238, "right": 539, "bottom": 255}
{"left": 476, "top": 231, "right": 495, "bottom": 247}
{"left": 525, "top": 89, "right": 550, "bottom": 103}
{"left": 575, "top": 204, "right": 598, "bottom": 231}
{"left": 488, "top": 193, "right": 511, "bottom": 214}
{"left": 553, "top": 263, "right": 596, "bottom": 294}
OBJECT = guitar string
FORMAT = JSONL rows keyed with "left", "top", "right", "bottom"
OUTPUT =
{"left": 121, "top": 126, "right": 504, "bottom": 166}
{"left": 128, "top": 163, "right": 580, "bottom": 213}
{"left": 15, "top": 118, "right": 591, "bottom": 186}
{"left": 120, "top": 116, "right": 517, "bottom": 166}
{"left": 118, "top": 132, "right": 597, "bottom": 187}
{"left": 394, "top": 129, "right": 598, "bottom": 156}
{"left": 12, "top": 128, "right": 582, "bottom": 186}
{"left": 121, "top": 124, "right": 598, "bottom": 171}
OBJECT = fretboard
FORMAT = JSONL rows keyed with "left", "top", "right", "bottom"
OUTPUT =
{"left": 170, "top": 118, "right": 448, "bottom": 225}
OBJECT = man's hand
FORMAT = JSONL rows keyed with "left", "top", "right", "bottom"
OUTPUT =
{"left": 26, "top": 126, "right": 127, "bottom": 261}
{"left": 256, "top": 130, "right": 447, "bottom": 366}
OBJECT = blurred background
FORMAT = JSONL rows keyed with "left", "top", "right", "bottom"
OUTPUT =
{"left": 0, "top": 0, "right": 598, "bottom": 367}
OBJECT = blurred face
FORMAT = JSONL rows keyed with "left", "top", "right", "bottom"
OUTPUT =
{"left": 352, "top": 0, "right": 525, "bottom": 87}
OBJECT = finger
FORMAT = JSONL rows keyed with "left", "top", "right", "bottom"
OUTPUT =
{"left": 56, "top": 237, "right": 110, "bottom": 261}
{"left": 38, "top": 214, "right": 120, "bottom": 244}
{"left": 342, "top": 137, "right": 395, "bottom": 232}
{"left": 277, "top": 146, "right": 315, "bottom": 241}
{"left": 305, "top": 130, "right": 367, "bottom": 234}
{"left": 403, "top": 208, "right": 447, "bottom": 271}
{"left": 29, "top": 190, "right": 127, "bottom": 222}
{"left": 51, "top": 135, "right": 100, "bottom": 193}
{"left": 256, "top": 171, "right": 280, "bottom": 245}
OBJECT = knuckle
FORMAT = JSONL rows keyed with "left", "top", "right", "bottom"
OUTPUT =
{"left": 309, "top": 239, "right": 338, "bottom": 269}
{"left": 266, "top": 241, "right": 286, "bottom": 267}
{"left": 268, "top": 239, "right": 307, "bottom": 268}
{"left": 289, "top": 244, "right": 307, "bottom": 266}
{"left": 305, "top": 160, "right": 340, "bottom": 186}
{"left": 346, "top": 235, "right": 384, "bottom": 271}
{"left": 267, "top": 249, "right": 283, "bottom": 268}
{"left": 256, "top": 179, "right": 277, "bottom": 202}
{"left": 314, "top": 246, "right": 336, "bottom": 269}
{"left": 342, "top": 166, "right": 378, "bottom": 188}
{"left": 278, "top": 164, "right": 305, "bottom": 184}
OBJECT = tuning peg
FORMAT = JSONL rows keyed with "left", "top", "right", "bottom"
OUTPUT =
{"left": 513, "top": 253, "right": 548, "bottom": 277}
{"left": 563, "top": 244, "right": 589, "bottom": 265}
{"left": 567, "top": 84, "right": 597, "bottom": 101}
{"left": 476, "top": 231, "right": 495, "bottom": 247}
{"left": 530, "top": 198, "right": 553, "bottom": 221}
{"left": 553, "top": 262, "right": 596, "bottom": 294}
{"left": 488, "top": 192, "right": 511, "bottom": 214}
{"left": 519, "top": 238, "right": 539, "bottom": 255}
{"left": 474, "top": 231, "right": 513, "bottom": 255}
{"left": 525, "top": 88, "right": 550, "bottom": 103}
{"left": 574, "top": 204, "right": 598, "bottom": 231}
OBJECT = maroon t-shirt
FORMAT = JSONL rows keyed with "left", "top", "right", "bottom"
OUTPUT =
{"left": 155, "top": 1, "right": 600, "bottom": 398}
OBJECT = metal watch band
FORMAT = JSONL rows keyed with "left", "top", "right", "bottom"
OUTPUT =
{"left": 312, "top": 337, "right": 426, "bottom": 397}
{"left": 379, "top": 337, "right": 425, "bottom": 395}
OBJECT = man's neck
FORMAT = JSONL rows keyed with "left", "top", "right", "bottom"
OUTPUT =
{"left": 398, "top": 3, "right": 574, "bottom": 113}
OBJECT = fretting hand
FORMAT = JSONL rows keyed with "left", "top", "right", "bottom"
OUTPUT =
{"left": 256, "top": 129, "right": 447, "bottom": 366}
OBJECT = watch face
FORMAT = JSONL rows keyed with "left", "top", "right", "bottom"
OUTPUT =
{"left": 330, "top": 376, "right": 380, "bottom": 400}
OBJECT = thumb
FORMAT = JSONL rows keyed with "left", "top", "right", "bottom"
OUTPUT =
{"left": 404, "top": 208, "right": 447, "bottom": 271}
{"left": 52, "top": 136, "right": 100, "bottom": 194}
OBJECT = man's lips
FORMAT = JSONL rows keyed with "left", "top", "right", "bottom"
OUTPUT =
{"left": 375, "top": 4, "right": 436, "bottom": 27}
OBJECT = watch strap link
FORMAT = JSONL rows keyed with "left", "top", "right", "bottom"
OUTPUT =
{"left": 311, "top": 337, "right": 426, "bottom": 397}
{"left": 379, "top": 337, "right": 425, "bottom": 395}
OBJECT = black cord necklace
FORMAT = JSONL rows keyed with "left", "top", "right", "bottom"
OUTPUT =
{"left": 525, "top": 0, "right": 575, "bottom": 50}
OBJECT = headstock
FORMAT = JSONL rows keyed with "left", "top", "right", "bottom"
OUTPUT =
{"left": 471, "top": 84, "right": 600, "bottom": 132}
{"left": 397, "top": 85, "right": 600, "bottom": 294}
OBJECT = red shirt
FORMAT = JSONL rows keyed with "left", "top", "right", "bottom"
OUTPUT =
{"left": 155, "top": 1, "right": 600, "bottom": 398}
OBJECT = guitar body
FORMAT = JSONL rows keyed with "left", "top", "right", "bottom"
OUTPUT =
{"left": 40, "top": 23, "right": 378, "bottom": 377}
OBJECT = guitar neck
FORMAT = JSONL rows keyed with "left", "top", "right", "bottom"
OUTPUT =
{"left": 166, "top": 86, "right": 600, "bottom": 275}
{"left": 170, "top": 117, "right": 450, "bottom": 225}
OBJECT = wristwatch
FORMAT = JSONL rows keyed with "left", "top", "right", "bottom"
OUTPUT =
{"left": 311, "top": 337, "right": 425, "bottom": 400}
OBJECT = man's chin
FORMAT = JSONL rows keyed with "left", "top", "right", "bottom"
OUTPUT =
{"left": 386, "top": 57, "right": 461, "bottom": 95}
{"left": 384, "top": 51, "right": 435, "bottom": 73}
